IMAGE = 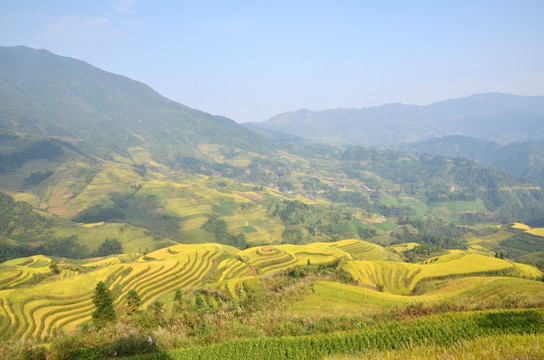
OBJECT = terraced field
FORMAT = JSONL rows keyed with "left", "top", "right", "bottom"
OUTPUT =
{"left": 0, "top": 240, "right": 542, "bottom": 342}
{"left": 464, "top": 224, "right": 544, "bottom": 261}
{"left": 0, "top": 244, "right": 233, "bottom": 340}
{"left": 83, "top": 257, "right": 121, "bottom": 268}
{"left": 527, "top": 228, "right": 544, "bottom": 236}
{"left": 331, "top": 239, "right": 399, "bottom": 261}
{"left": 239, "top": 241, "right": 356, "bottom": 275}
{"left": 388, "top": 242, "right": 420, "bottom": 253}
{"left": 292, "top": 276, "right": 544, "bottom": 318}
{"left": 343, "top": 253, "right": 534, "bottom": 294}
{"left": 0, "top": 239, "right": 400, "bottom": 340}
{"left": 465, "top": 228, "right": 515, "bottom": 249}
{"left": 0, "top": 256, "right": 51, "bottom": 289}
{"left": 0, "top": 265, "right": 117, "bottom": 340}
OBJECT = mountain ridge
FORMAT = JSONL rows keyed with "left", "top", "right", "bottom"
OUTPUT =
{"left": 253, "top": 93, "right": 544, "bottom": 146}
{"left": 0, "top": 45, "right": 271, "bottom": 162}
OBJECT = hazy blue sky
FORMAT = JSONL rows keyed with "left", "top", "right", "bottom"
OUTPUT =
{"left": 1, "top": 1, "right": 543, "bottom": 123}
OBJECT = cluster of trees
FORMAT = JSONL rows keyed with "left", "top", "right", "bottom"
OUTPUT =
{"left": 22, "top": 170, "right": 53, "bottom": 186}
{"left": 268, "top": 199, "right": 358, "bottom": 244}
{"left": 0, "top": 242, "right": 37, "bottom": 263}
{"left": 392, "top": 217, "right": 469, "bottom": 262}
{"left": 37, "top": 235, "right": 88, "bottom": 259}
{"left": 72, "top": 201, "right": 127, "bottom": 224}
{"left": 0, "top": 192, "right": 52, "bottom": 239}
{"left": 94, "top": 238, "right": 123, "bottom": 257}
{"left": 1, "top": 233, "right": 123, "bottom": 263}
{"left": 73, "top": 193, "right": 181, "bottom": 239}
{"left": 201, "top": 214, "right": 247, "bottom": 249}
{"left": 0, "top": 139, "right": 63, "bottom": 174}
{"left": 403, "top": 244, "right": 446, "bottom": 262}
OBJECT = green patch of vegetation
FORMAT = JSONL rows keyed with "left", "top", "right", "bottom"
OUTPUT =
{"left": 375, "top": 220, "right": 397, "bottom": 231}
{"left": 243, "top": 225, "right": 258, "bottom": 233}
{"left": 213, "top": 202, "right": 234, "bottom": 216}
{"left": 431, "top": 199, "right": 486, "bottom": 212}
{"left": 501, "top": 234, "right": 544, "bottom": 253}
{"left": 201, "top": 215, "right": 247, "bottom": 249}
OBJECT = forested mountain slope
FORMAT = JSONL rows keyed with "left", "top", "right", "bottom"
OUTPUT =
{"left": 399, "top": 135, "right": 544, "bottom": 186}
{"left": 0, "top": 46, "right": 271, "bottom": 162}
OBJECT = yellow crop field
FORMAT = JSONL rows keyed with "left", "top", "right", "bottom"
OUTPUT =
{"left": 388, "top": 242, "right": 420, "bottom": 253}
{"left": 527, "top": 228, "right": 544, "bottom": 237}
{"left": 330, "top": 239, "right": 400, "bottom": 261}
{"left": 0, "top": 266, "right": 118, "bottom": 340}
{"left": 344, "top": 254, "right": 514, "bottom": 294}
{"left": 82, "top": 222, "right": 104, "bottom": 227}
{"left": 83, "top": 257, "right": 121, "bottom": 268}
{"left": 0, "top": 244, "right": 234, "bottom": 340}
{"left": 421, "top": 250, "right": 466, "bottom": 264}
{"left": 239, "top": 241, "right": 356, "bottom": 275}
{"left": 292, "top": 281, "right": 416, "bottom": 317}
{"left": 509, "top": 262, "right": 543, "bottom": 279}
{"left": 208, "top": 276, "right": 259, "bottom": 299}
{"left": 512, "top": 222, "right": 531, "bottom": 230}
{"left": 293, "top": 276, "right": 544, "bottom": 318}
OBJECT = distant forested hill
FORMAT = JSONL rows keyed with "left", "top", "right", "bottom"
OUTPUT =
{"left": 399, "top": 135, "right": 544, "bottom": 186}
{"left": 337, "top": 147, "right": 544, "bottom": 226}
{"left": 254, "top": 93, "right": 544, "bottom": 146}
{"left": 0, "top": 46, "right": 271, "bottom": 162}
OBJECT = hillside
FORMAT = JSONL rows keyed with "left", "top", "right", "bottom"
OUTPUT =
{"left": 1, "top": 47, "right": 544, "bottom": 359}
{"left": 336, "top": 146, "right": 544, "bottom": 226}
{"left": 0, "top": 46, "right": 271, "bottom": 162}
{"left": 254, "top": 93, "right": 544, "bottom": 146}
{"left": 1, "top": 46, "right": 544, "bottom": 257}
{"left": 0, "top": 240, "right": 542, "bottom": 358}
{"left": 0, "top": 241, "right": 541, "bottom": 340}
{"left": 399, "top": 135, "right": 544, "bottom": 185}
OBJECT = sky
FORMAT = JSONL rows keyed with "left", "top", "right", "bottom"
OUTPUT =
{"left": 1, "top": 0, "right": 543, "bottom": 123}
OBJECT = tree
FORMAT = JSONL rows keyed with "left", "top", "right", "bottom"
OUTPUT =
{"left": 49, "top": 263, "right": 60, "bottom": 274}
{"left": 126, "top": 289, "right": 141, "bottom": 315}
{"left": 96, "top": 238, "right": 122, "bottom": 257}
{"left": 174, "top": 289, "right": 184, "bottom": 306}
{"left": 92, "top": 281, "right": 116, "bottom": 325}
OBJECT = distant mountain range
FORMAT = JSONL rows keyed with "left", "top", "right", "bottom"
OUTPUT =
{"left": 254, "top": 93, "right": 544, "bottom": 146}
{"left": 399, "top": 135, "right": 544, "bottom": 186}
{"left": 0, "top": 46, "right": 270, "bottom": 162}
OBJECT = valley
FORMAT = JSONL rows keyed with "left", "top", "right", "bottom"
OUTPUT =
{"left": 1, "top": 46, "right": 544, "bottom": 359}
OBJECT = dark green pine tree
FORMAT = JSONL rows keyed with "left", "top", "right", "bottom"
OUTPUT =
{"left": 92, "top": 281, "right": 116, "bottom": 325}
{"left": 126, "top": 289, "right": 141, "bottom": 315}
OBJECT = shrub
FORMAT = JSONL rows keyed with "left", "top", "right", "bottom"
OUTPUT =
{"left": 48, "top": 335, "right": 105, "bottom": 360}
{"left": 110, "top": 334, "right": 156, "bottom": 357}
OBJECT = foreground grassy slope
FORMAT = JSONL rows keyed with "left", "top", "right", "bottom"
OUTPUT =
{"left": 327, "top": 333, "right": 544, "bottom": 360}
{"left": 134, "top": 309, "right": 544, "bottom": 360}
